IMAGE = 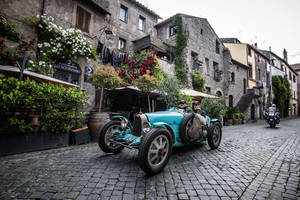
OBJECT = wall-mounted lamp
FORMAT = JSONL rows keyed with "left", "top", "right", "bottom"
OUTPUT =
{"left": 99, "top": 26, "right": 113, "bottom": 41}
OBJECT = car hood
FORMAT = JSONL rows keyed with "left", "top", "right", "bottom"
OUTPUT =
{"left": 145, "top": 110, "right": 184, "bottom": 125}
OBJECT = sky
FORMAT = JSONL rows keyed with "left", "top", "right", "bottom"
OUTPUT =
{"left": 139, "top": 0, "right": 300, "bottom": 65}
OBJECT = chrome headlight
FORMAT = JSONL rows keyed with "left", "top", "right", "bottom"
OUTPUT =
{"left": 140, "top": 114, "right": 151, "bottom": 133}
{"left": 143, "top": 122, "right": 151, "bottom": 133}
{"left": 121, "top": 118, "right": 128, "bottom": 130}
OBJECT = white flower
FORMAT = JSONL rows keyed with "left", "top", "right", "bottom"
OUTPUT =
{"left": 37, "top": 43, "right": 42, "bottom": 48}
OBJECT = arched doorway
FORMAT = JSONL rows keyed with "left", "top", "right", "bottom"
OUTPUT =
{"left": 251, "top": 104, "right": 255, "bottom": 120}
{"left": 229, "top": 95, "right": 233, "bottom": 107}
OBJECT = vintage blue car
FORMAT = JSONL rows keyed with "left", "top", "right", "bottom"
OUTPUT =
{"left": 98, "top": 108, "right": 222, "bottom": 175}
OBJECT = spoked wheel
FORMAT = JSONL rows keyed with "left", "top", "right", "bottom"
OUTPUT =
{"left": 138, "top": 128, "right": 172, "bottom": 175}
{"left": 179, "top": 113, "right": 194, "bottom": 144}
{"left": 98, "top": 120, "right": 124, "bottom": 154}
{"left": 207, "top": 122, "right": 222, "bottom": 149}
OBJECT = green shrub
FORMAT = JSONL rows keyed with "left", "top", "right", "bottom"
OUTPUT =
{"left": 201, "top": 98, "right": 225, "bottom": 120}
{"left": 0, "top": 75, "right": 86, "bottom": 134}
{"left": 191, "top": 70, "right": 206, "bottom": 92}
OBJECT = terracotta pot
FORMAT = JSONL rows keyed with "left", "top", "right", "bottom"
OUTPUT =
{"left": 227, "top": 119, "right": 232, "bottom": 126}
{"left": 88, "top": 112, "right": 110, "bottom": 141}
{"left": 234, "top": 119, "right": 239, "bottom": 125}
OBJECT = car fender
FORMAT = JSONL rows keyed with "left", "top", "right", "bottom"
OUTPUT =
{"left": 210, "top": 118, "right": 222, "bottom": 127}
{"left": 152, "top": 122, "right": 175, "bottom": 144}
{"left": 111, "top": 115, "right": 133, "bottom": 129}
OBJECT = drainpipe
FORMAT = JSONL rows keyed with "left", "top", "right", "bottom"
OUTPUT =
{"left": 41, "top": 0, "right": 46, "bottom": 16}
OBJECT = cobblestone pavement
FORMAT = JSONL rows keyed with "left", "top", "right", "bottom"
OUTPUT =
{"left": 0, "top": 118, "right": 300, "bottom": 200}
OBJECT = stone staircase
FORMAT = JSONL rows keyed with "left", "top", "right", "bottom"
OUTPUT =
{"left": 236, "top": 88, "right": 260, "bottom": 113}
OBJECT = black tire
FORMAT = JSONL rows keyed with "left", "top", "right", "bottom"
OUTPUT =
{"left": 179, "top": 113, "right": 195, "bottom": 144}
{"left": 138, "top": 128, "right": 172, "bottom": 175}
{"left": 207, "top": 122, "right": 222, "bottom": 149}
{"left": 98, "top": 120, "right": 125, "bottom": 154}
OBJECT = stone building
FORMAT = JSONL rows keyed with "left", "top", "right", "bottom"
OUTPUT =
{"left": 155, "top": 14, "right": 232, "bottom": 99}
{"left": 261, "top": 49, "right": 298, "bottom": 117}
{"left": 0, "top": 0, "right": 162, "bottom": 111}
{"left": 221, "top": 39, "right": 270, "bottom": 121}
{"left": 291, "top": 63, "right": 300, "bottom": 116}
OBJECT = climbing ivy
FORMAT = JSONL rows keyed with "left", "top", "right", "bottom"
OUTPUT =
{"left": 272, "top": 76, "right": 291, "bottom": 117}
{"left": 173, "top": 15, "right": 188, "bottom": 85}
{"left": 191, "top": 70, "right": 206, "bottom": 92}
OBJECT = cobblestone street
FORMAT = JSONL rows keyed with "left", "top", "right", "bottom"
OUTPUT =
{"left": 0, "top": 118, "right": 300, "bottom": 200}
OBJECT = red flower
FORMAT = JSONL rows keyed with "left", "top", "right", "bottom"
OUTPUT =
{"left": 0, "top": 49, "right": 3, "bottom": 53}
{"left": 18, "top": 46, "right": 22, "bottom": 50}
{"left": 9, "top": 57, "right": 15, "bottom": 61}
{"left": 0, "top": 39, "right": 3, "bottom": 44}
{"left": 30, "top": 40, "right": 34, "bottom": 45}
{"left": 131, "top": 82, "right": 134, "bottom": 86}
{"left": 123, "top": 83, "right": 126, "bottom": 87}
{"left": 157, "top": 55, "right": 159, "bottom": 59}
{"left": 145, "top": 49, "right": 149, "bottom": 52}
{"left": 25, "top": 46, "right": 30, "bottom": 51}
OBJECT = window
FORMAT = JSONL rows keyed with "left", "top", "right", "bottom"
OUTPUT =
{"left": 76, "top": 6, "right": 91, "bottom": 33}
{"left": 248, "top": 46, "right": 252, "bottom": 56}
{"left": 169, "top": 26, "right": 176, "bottom": 37}
{"left": 205, "top": 87, "right": 211, "bottom": 94}
{"left": 205, "top": 58, "right": 209, "bottom": 75}
{"left": 289, "top": 71, "right": 292, "bottom": 80}
{"left": 266, "top": 72, "right": 270, "bottom": 86}
{"left": 213, "top": 62, "right": 219, "bottom": 81}
{"left": 249, "top": 63, "right": 253, "bottom": 78}
{"left": 216, "top": 40, "right": 220, "bottom": 54}
{"left": 200, "top": 29, "right": 203, "bottom": 35}
{"left": 258, "top": 69, "right": 261, "bottom": 80}
{"left": 138, "top": 16, "right": 145, "bottom": 31}
{"left": 120, "top": 5, "right": 127, "bottom": 22}
{"left": 118, "top": 38, "right": 126, "bottom": 51}
{"left": 216, "top": 91, "right": 222, "bottom": 97}
{"left": 243, "top": 79, "right": 247, "bottom": 94}
{"left": 191, "top": 51, "right": 198, "bottom": 69}
{"left": 231, "top": 72, "right": 235, "bottom": 82}
{"left": 229, "top": 95, "right": 233, "bottom": 107}
{"left": 293, "top": 75, "right": 296, "bottom": 83}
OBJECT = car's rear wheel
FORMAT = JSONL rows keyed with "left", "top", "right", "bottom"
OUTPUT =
{"left": 98, "top": 120, "right": 125, "bottom": 154}
{"left": 207, "top": 122, "right": 222, "bottom": 149}
{"left": 138, "top": 128, "right": 172, "bottom": 175}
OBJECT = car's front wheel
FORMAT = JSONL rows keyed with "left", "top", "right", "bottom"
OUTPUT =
{"left": 98, "top": 120, "right": 125, "bottom": 154}
{"left": 207, "top": 122, "right": 222, "bottom": 149}
{"left": 138, "top": 128, "right": 172, "bottom": 175}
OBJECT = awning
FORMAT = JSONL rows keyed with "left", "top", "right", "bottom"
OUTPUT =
{"left": 0, "top": 65, "right": 78, "bottom": 88}
{"left": 180, "top": 88, "right": 217, "bottom": 99}
{"left": 108, "top": 86, "right": 160, "bottom": 98}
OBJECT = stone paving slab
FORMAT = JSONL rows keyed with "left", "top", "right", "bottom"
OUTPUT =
{"left": 0, "top": 118, "right": 299, "bottom": 200}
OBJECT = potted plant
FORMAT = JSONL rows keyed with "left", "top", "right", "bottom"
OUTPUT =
{"left": 233, "top": 113, "right": 240, "bottom": 125}
{"left": 240, "top": 113, "right": 245, "bottom": 124}
{"left": 70, "top": 112, "right": 90, "bottom": 145}
{"left": 89, "top": 66, "right": 122, "bottom": 140}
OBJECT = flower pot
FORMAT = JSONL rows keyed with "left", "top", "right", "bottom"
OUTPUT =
{"left": 71, "top": 126, "right": 90, "bottom": 145}
{"left": 227, "top": 119, "right": 232, "bottom": 126}
{"left": 234, "top": 119, "right": 239, "bottom": 125}
{"left": 0, "top": 132, "right": 70, "bottom": 156}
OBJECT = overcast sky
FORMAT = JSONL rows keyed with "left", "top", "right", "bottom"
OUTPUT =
{"left": 140, "top": 0, "right": 300, "bottom": 64}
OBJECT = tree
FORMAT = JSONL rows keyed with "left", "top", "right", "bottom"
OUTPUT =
{"left": 201, "top": 98, "right": 225, "bottom": 120}
{"left": 272, "top": 76, "right": 291, "bottom": 117}
{"left": 90, "top": 66, "right": 122, "bottom": 112}
{"left": 135, "top": 74, "right": 158, "bottom": 112}
{"left": 157, "top": 76, "right": 182, "bottom": 109}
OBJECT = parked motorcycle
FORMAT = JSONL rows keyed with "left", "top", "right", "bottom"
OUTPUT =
{"left": 264, "top": 110, "right": 280, "bottom": 128}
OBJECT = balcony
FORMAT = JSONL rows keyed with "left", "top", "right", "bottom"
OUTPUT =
{"left": 247, "top": 88, "right": 260, "bottom": 97}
